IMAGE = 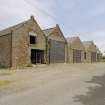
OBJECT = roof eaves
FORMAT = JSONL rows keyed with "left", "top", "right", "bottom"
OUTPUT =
{"left": 0, "top": 19, "right": 30, "bottom": 36}
{"left": 43, "top": 27, "right": 55, "bottom": 36}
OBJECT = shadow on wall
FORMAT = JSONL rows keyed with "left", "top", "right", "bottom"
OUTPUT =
{"left": 73, "top": 74, "right": 105, "bottom": 105}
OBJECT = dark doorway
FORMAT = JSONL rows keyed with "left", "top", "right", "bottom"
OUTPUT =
{"left": 31, "top": 49, "right": 44, "bottom": 64}
{"left": 49, "top": 40, "right": 65, "bottom": 63}
{"left": 91, "top": 52, "right": 96, "bottom": 62}
{"left": 73, "top": 49, "right": 81, "bottom": 63}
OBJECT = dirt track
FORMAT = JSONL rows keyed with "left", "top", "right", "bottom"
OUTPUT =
{"left": 0, "top": 63, "right": 105, "bottom": 105}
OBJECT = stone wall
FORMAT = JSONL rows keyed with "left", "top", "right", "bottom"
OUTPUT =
{"left": 68, "top": 48, "right": 73, "bottom": 63}
{"left": 84, "top": 43, "right": 97, "bottom": 63}
{"left": 12, "top": 18, "right": 46, "bottom": 68}
{"left": 0, "top": 34, "right": 12, "bottom": 67}
{"left": 84, "top": 51, "right": 91, "bottom": 63}
{"left": 68, "top": 38, "right": 85, "bottom": 63}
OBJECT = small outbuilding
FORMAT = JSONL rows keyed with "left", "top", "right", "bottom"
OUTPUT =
{"left": 0, "top": 16, "right": 46, "bottom": 68}
{"left": 83, "top": 41, "right": 97, "bottom": 63}
{"left": 43, "top": 25, "right": 68, "bottom": 63}
{"left": 67, "top": 37, "right": 85, "bottom": 63}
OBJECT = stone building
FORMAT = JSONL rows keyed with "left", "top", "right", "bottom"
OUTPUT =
{"left": 96, "top": 47, "right": 102, "bottom": 62}
{"left": 0, "top": 16, "right": 46, "bottom": 68}
{"left": 83, "top": 41, "right": 97, "bottom": 63}
{"left": 67, "top": 37, "right": 85, "bottom": 63}
{"left": 43, "top": 25, "right": 68, "bottom": 63}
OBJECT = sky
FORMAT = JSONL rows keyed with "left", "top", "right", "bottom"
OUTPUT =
{"left": 0, "top": 0, "right": 105, "bottom": 54}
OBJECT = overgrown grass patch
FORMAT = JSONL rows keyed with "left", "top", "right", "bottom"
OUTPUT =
{"left": 0, "top": 64, "right": 8, "bottom": 69}
{"left": 101, "top": 59, "right": 105, "bottom": 63}
{"left": 0, "top": 80, "right": 12, "bottom": 87}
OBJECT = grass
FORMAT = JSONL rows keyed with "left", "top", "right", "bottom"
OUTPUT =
{"left": 0, "top": 64, "right": 8, "bottom": 69}
{"left": 0, "top": 80, "right": 11, "bottom": 87}
{"left": 101, "top": 59, "right": 105, "bottom": 63}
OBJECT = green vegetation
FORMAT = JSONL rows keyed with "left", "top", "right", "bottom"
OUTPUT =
{"left": 0, "top": 80, "right": 11, "bottom": 87}
{"left": 101, "top": 56, "right": 105, "bottom": 62}
{"left": 0, "top": 64, "right": 8, "bottom": 69}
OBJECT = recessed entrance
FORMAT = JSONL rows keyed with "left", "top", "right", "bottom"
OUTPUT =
{"left": 73, "top": 49, "right": 81, "bottom": 63}
{"left": 91, "top": 52, "right": 96, "bottom": 62}
{"left": 49, "top": 40, "right": 65, "bottom": 63}
{"left": 31, "top": 49, "right": 44, "bottom": 64}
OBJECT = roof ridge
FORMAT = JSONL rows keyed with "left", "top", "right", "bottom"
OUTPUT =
{"left": 0, "top": 18, "right": 32, "bottom": 36}
{"left": 43, "top": 27, "right": 56, "bottom": 31}
{"left": 0, "top": 19, "right": 30, "bottom": 32}
{"left": 83, "top": 41, "right": 93, "bottom": 43}
{"left": 43, "top": 27, "right": 56, "bottom": 36}
{"left": 67, "top": 36, "right": 79, "bottom": 44}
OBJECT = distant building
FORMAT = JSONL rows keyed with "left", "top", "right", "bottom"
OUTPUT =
{"left": 83, "top": 41, "right": 97, "bottom": 63}
{"left": 67, "top": 37, "right": 85, "bottom": 63}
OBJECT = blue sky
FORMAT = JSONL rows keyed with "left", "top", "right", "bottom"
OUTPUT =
{"left": 0, "top": 0, "right": 105, "bottom": 54}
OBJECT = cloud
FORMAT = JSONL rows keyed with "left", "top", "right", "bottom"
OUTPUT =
{"left": 0, "top": 0, "right": 105, "bottom": 54}
{"left": 80, "top": 31, "right": 105, "bottom": 53}
{"left": 0, "top": 0, "right": 56, "bottom": 29}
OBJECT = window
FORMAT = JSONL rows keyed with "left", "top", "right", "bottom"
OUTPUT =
{"left": 84, "top": 52, "right": 86, "bottom": 59}
{"left": 30, "top": 36, "right": 36, "bottom": 44}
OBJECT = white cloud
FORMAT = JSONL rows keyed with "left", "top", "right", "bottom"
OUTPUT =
{"left": 0, "top": 0, "right": 105, "bottom": 54}
{"left": 96, "top": 41, "right": 105, "bottom": 54}
{"left": 0, "top": 0, "right": 56, "bottom": 29}
{"left": 81, "top": 31, "right": 105, "bottom": 54}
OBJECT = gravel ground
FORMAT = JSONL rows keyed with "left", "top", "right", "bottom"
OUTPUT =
{"left": 0, "top": 63, "right": 105, "bottom": 105}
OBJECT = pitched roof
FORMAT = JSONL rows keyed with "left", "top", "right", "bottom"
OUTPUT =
{"left": 0, "top": 17, "right": 33, "bottom": 36}
{"left": 67, "top": 36, "right": 79, "bottom": 44}
{"left": 43, "top": 25, "right": 67, "bottom": 43}
{"left": 43, "top": 27, "right": 56, "bottom": 36}
{"left": 83, "top": 41, "right": 93, "bottom": 50}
